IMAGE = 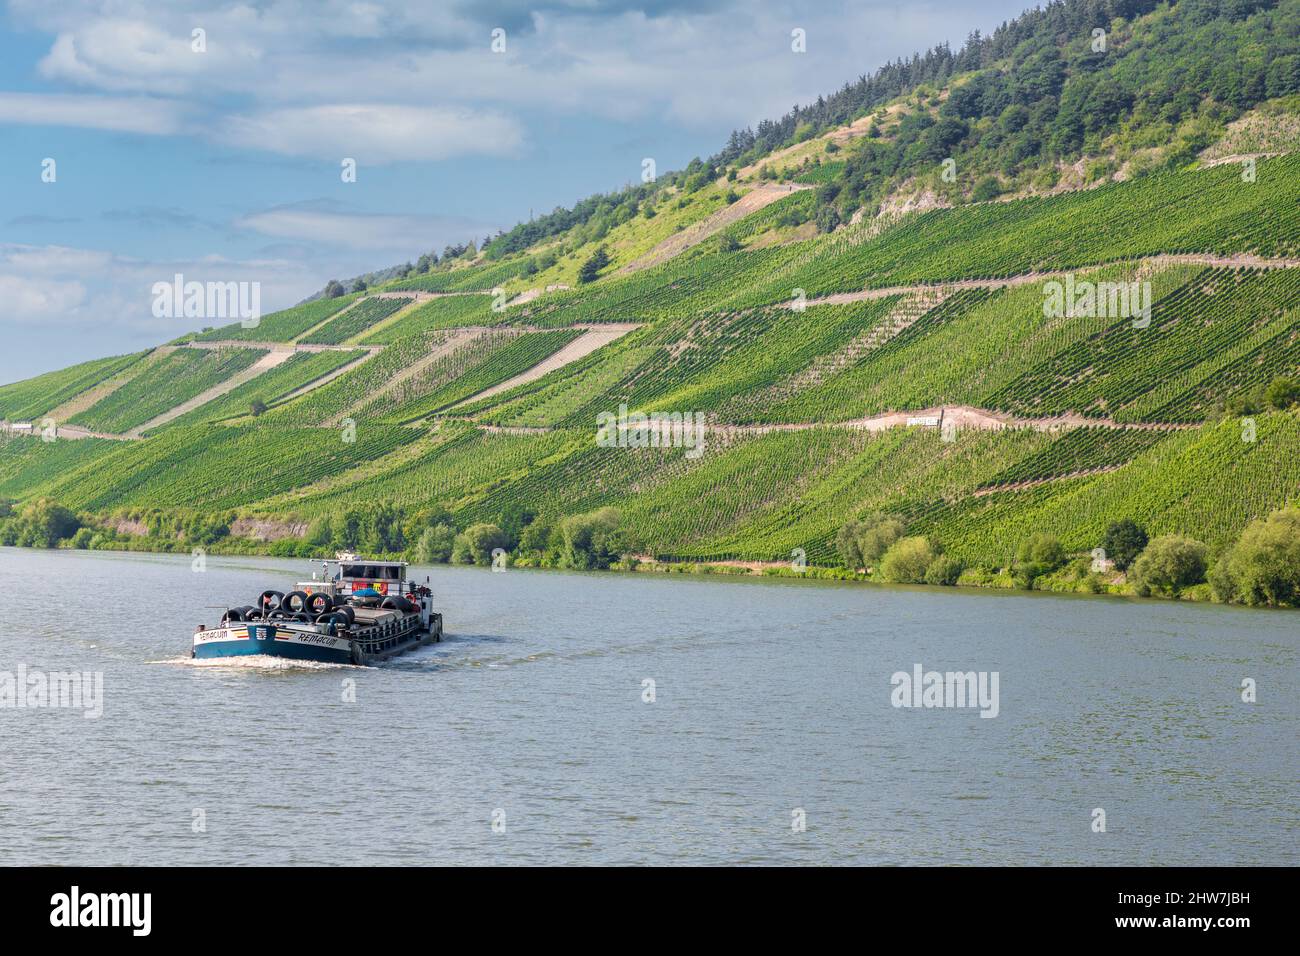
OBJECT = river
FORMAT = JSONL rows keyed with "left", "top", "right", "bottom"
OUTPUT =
{"left": 0, "top": 547, "right": 1294, "bottom": 865}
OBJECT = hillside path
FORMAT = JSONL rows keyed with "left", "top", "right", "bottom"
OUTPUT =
{"left": 618, "top": 183, "right": 813, "bottom": 275}
{"left": 797, "top": 253, "right": 1300, "bottom": 307}
{"left": 125, "top": 349, "right": 296, "bottom": 436}
{"left": 450, "top": 325, "right": 642, "bottom": 409}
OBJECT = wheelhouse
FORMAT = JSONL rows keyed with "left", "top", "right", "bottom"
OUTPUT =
{"left": 309, "top": 552, "right": 409, "bottom": 597}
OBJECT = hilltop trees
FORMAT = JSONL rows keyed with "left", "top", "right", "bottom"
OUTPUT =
{"left": 578, "top": 247, "right": 611, "bottom": 284}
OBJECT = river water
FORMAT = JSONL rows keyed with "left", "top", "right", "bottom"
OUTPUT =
{"left": 0, "top": 547, "right": 1294, "bottom": 865}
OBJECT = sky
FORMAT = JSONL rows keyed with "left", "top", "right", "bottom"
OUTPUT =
{"left": 0, "top": 0, "right": 1031, "bottom": 385}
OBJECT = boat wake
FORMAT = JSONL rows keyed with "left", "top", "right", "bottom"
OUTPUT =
{"left": 147, "top": 654, "right": 361, "bottom": 671}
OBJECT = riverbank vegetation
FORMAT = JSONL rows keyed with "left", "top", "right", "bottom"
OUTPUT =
{"left": 4, "top": 494, "right": 1298, "bottom": 608}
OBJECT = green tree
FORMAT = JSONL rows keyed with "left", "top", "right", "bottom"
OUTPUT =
{"left": 305, "top": 517, "right": 334, "bottom": 550}
{"left": 414, "top": 524, "right": 456, "bottom": 564}
{"left": 15, "top": 498, "right": 80, "bottom": 548}
{"left": 971, "top": 175, "right": 1002, "bottom": 202}
{"left": 836, "top": 514, "right": 905, "bottom": 569}
{"left": 924, "top": 554, "right": 964, "bottom": 586}
{"left": 879, "top": 536, "right": 937, "bottom": 584}
{"left": 453, "top": 523, "right": 512, "bottom": 566}
{"left": 1013, "top": 532, "right": 1066, "bottom": 588}
{"left": 1017, "top": 533, "right": 1066, "bottom": 569}
{"left": 1209, "top": 507, "right": 1300, "bottom": 607}
{"left": 519, "top": 517, "right": 556, "bottom": 559}
{"left": 1129, "top": 535, "right": 1208, "bottom": 597}
{"left": 560, "top": 507, "right": 626, "bottom": 570}
{"left": 1102, "top": 519, "right": 1148, "bottom": 571}
{"left": 577, "top": 247, "right": 611, "bottom": 284}
{"left": 324, "top": 280, "right": 345, "bottom": 298}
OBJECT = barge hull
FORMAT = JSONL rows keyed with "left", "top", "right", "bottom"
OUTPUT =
{"left": 193, "top": 624, "right": 353, "bottom": 664}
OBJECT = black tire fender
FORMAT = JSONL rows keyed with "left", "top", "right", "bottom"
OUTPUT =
{"left": 306, "top": 592, "right": 334, "bottom": 615}
{"left": 282, "top": 590, "right": 310, "bottom": 613}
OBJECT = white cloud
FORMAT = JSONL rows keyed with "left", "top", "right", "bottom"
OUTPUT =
{"left": 222, "top": 103, "right": 524, "bottom": 163}
{"left": 0, "top": 92, "right": 185, "bottom": 134}
{"left": 234, "top": 203, "right": 498, "bottom": 252}
{"left": 0, "top": 243, "right": 320, "bottom": 336}
{"left": 0, "top": 275, "right": 88, "bottom": 324}
{"left": 10, "top": 0, "right": 1020, "bottom": 139}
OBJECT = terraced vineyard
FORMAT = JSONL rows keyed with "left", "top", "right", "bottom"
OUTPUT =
{"left": 68, "top": 348, "right": 267, "bottom": 434}
{"left": 984, "top": 267, "right": 1300, "bottom": 422}
{"left": 35, "top": 423, "right": 419, "bottom": 511}
{"left": 386, "top": 257, "right": 535, "bottom": 293}
{"left": 0, "top": 352, "right": 143, "bottom": 421}
{"left": 193, "top": 294, "right": 360, "bottom": 343}
{"left": 299, "top": 296, "right": 413, "bottom": 345}
{"left": 0, "top": 433, "right": 117, "bottom": 498}
{"left": 158, "top": 349, "right": 367, "bottom": 428}
{"left": 976, "top": 427, "right": 1172, "bottom": 489}
{"left": 350, "top": 329, "right": 582, "bottom": 424}
{"left": 911, "top": 414, "right": 1300, "bottom": 561}
{"left": 360, "top": 295, "right": 497, "bottom": 342}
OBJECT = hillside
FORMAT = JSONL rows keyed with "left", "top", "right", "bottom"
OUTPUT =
{"left": 2, "top": 0, "right": 1300, "bottom": 606}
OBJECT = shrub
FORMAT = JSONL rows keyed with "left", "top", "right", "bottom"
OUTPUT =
{"left": 1101, "top": 519, "right": 1148, "bottom": 571}
{"left": 836, "top": 514, "right": 905, "bottom": 569}
{"left": 414, "top": 524, "right": 456, "bottom": 564}
{"left": 1209, "top": 506, "right": 1300, "bottom": 607}
{"left": 560, "top": 507, "right": 626, "bottom": 570}
{"left": 9, "top": 498, "right": 80, "bottom": 548}
{"left": 971, "top": 175, "right": 1003, "bottom": 202}
{"left": 924, "top": 554, "right": 964, "bottom": 586}
{"left": 1017, "top": 532, "right": 1066, "bottom": 570}
{"left": 1129, "top": 535, "right": 1208, "bottom": 596}
{"left": 880, "top": 536, "right": 937, "bottom": 584}
{"left": 453, "top": 523, "right": 511, "bottom": 566}
{"left": 1264, "top": 376, "right": 1300, "bottom": 410}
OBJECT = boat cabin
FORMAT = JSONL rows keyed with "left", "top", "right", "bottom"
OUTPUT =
{"left": 336, "top": 559, "right": 407, "bottom": 595}
{"left": 302, "top": 552, "right": 409, "bottom": 598}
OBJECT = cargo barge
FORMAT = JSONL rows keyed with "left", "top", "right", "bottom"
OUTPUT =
{"left": 193, "top": 553, "right": 442, "bottom": 665}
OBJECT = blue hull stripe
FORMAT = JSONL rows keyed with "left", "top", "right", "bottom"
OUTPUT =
{"left": 193, "top": 632, "right": 352, "bottom": 664}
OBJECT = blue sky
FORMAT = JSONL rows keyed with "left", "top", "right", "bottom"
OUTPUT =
{"left": 0, "top": 0, "right": 1029, "bottom": 384}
